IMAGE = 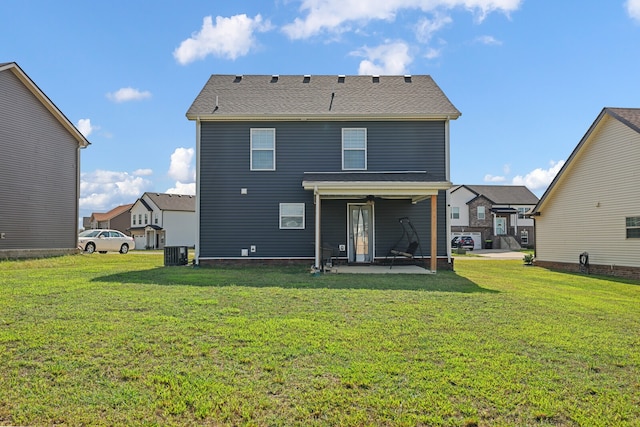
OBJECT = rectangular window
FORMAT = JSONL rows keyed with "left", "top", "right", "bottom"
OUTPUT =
{"left": 144, "top": 214, "right": 148, "bottom": 224}
{"left": 521, "top": 230, "right": 529, "bottom": 244}
{"left": 518, "top": 207, "right": 528, "bottom": 219}
{"left": 626, "top": 216, "right": 640, "bottom": 238}
{"left": 155, "top": 213, "right": 158, "bottom": 224}
{"left": 477, "top": 206, "right": 485, "bottom": 220}
{"left": 133, "top": 215, "right": 136, "bottom": 225}
{"left": 280, "top": 203, "right": 305, "bottom": 229}
{"left": 251, "top": 128, "right": 275, "bottom": 171}
{"left": 342, "top": 128, "right": 367, "bottom": 170}
{"left": 451, "top": 207, "right": 460, "bottom": 219}
{"left": 138, "top": 214, "right": 142, "bottom": 224}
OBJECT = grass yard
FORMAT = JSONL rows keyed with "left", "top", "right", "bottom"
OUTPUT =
{"left": 0, "top": 254, "right": 638, "bottom": 426}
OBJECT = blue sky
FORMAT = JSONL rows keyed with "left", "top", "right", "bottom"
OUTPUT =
{"left": 2, "top": 0, "right": 640, "bottom": 219}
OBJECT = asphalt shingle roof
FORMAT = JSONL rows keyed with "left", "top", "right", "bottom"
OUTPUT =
{"left": 458, "top": 185, "right": 539, "bottom": 205}
{"left": 145, "top": 193, "right": 195, "bottom": 212}
{"left": 606, "top": 108, "right": 640, "bottom": 133}
{"left": 187, "top": 74, "right": 460, "bottom": 119}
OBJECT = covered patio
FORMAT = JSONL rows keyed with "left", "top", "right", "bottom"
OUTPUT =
{"left": 302, "top": 171, "right": 451, "bottom": 272}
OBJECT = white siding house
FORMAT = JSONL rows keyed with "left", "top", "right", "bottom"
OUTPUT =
{"left": 531, "top": 108, "right": 640, "bottom": 279}
{"left": 129, "top": 193, "right": 196, "bottom": 249}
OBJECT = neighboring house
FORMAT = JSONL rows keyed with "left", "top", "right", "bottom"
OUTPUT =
{"left": 87, "top": 204, "right": 134, "bottom": 234}
{"left": 0, "top": 62, "right": 89, "bottom": 259}
{"left": 531, "top": 107, "right": 640, "bottom": 279}
{"left": 186, "top": 74, "right": 460, "bottom": 271}
{"left": 129, "top": 192, "right": 196, "bottom": 249}
{"left": 450, "top": 185, "right": 538, "bottom": 250}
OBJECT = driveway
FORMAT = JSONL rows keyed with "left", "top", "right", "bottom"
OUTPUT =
{"left": 458, "top": 249, "right": 525, "bottom": 260}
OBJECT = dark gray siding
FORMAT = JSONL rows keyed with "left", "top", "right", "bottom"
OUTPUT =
{"left": 0, "top": 70, "right": 79, "bottom": 250}
{"left": 199, "top": 120, "right": 447, "bottom": 258}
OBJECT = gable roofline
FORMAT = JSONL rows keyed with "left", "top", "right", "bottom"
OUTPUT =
{"left": 452, "top": 184, "right": 538, "bottom": 205}
{"left": 142, "top": 192, "right": 196, "bottom": 212}
{"left": 186, "top": 74, "right": 460, "bottom": 121}
{"left": 91, "top": 203, "right": 133, "bottom": 221}
{"left": 0, "top": 62, "right": 90, "bottom": 148}
{"left": 532, "top": 107, "right": 640, "bottom": 215}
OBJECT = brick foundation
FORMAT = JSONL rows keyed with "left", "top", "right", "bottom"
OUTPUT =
{"left": 534, "top": 260, "right": 640, "bottom": 281}
{"left": 198, "top": 257, "right": 455, "bottom": 271}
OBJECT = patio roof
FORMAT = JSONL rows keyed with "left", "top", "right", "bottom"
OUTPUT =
{"left": 302, "top": 171, "right": 451, "bottom": 204}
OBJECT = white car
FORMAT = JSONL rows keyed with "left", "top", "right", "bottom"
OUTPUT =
{"left": 78, "top": 229, "right": 135, "bottom": 254}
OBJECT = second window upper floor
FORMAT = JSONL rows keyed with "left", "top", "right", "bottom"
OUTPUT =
{"left": 249, "top": 127, "right": 370, "bottom": 172}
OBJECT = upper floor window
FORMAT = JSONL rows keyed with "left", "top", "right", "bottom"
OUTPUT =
{"left": 132, "top": 215, "right": 136, "bottom": 225}
{"left": 477, "top": 206, "right": 485, "bottom": 220}
{"left": 518, "top": 207, "right": 528, "bottom": 219}
{"left": 342, "top": 128, "right": 367, "bottom": 170}
{"left": 154, "top": 213, "right": 159, "bottom": 224}
{"left": 451, "top": 207, "right": 460, "bottom": 219}
{"left": 280, "top": 203, "right": 305, "bottom": 229}
{"left": 144, "top": 214, "right": 148, "bottom": 224}
{"left": 138, "top": 214, "right": 142, "bottom": 224}
{"left": 251, "top": 128, "right": 276, "bottom": 171}
{"left": 626, "top": 216, "right": 640, "bottom": 238}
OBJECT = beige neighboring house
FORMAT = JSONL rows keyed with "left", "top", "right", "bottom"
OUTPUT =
{"left": 129, "top": 192, "right": 196, "bottom": 250}
{"left": 0, "top": 62, "right": 89, "bottom": 259}
{"left": 531, "top": 107, "right": 640, "bottom": 279}
{"left": 87, "top": 204, "right": 134, "bottom": 235}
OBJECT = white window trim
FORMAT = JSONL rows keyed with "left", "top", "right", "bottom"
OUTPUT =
{"left": 280, "top": 203, "right": 305, "bottom": 230}
{"left": 251, "top": 128, "right": 276, "bottom": 171}
{"left": 342, "top": 128, "right": 367, "bottom": 170}
{"left": 626, "top": 216, "right": 640, "bottom": 238}
{"left": 477, "top": 206, "right": 485, "bottom": 220}
{"left": 451, "top": 207, "right": 460, "bottom": 219}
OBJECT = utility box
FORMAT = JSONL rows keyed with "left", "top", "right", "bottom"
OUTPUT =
{"left": 164, "top": 246, "right": 188, "bottom": 266}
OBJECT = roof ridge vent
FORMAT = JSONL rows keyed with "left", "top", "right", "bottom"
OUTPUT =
{"left": 271, "top": 75, "right": 279, "bottom": 83}
{"left": 372, "top": 75, "right": 380, "bottom": 83}
{"left": 404, "top": 75, "right": 412, "bottom": 83}
{"left": 303, "top": 75, "right": 311, "bottom": 83}
{"left": 233, "top": 75, "right": 243, "bottom": 83}
{"left": 337, "top": 75, "right": 345, "bottom": 83}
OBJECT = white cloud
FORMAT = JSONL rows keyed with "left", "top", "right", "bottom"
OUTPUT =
{"left": 484, "top": 174, "right": 506, "bottom": 182}
{"left": 512, "top": 160, "right": 565, "bottom": 191}
{"left": 133, "top": 168, "right": 153, "bottom": 176}
{"left": 173, "top": 14, "right": 271, "bottom": 64}
{"left": 415, "top": 13, "right": 452, "bottom": 43}
{"left": 475, "top": 35, "right": 502, "bottom": 45}
{"left": 168, "top": 147, "right": 195, "bottom": 183}
{"left": 80, "top": 169, "right": 153, "bottom": 212}
{"left": 106, "top": 87, "right": 152, "bottom": 103}
{"left": 165, "top": 182, "right": 196, "bottom": 195}
{"left": 627, "top": 0, "right": 640, "bottom": 22}
{"left": 282, "top": 0, "right": 522, "bottom": 39}
{"left": 76, "top": 118, "right": 96, "bottom": 137}
{"left": 353, "top": 41, "right": 413, "bottom": 75}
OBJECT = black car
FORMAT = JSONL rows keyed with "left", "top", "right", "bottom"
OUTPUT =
{"left": 451, "top": 236, "right": 474, "bottom": 250}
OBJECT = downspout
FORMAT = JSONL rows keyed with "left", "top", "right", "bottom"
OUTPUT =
{"left": 195, "top": 116, "right": 201, "bottom": 265}
{"left": 314, "top": 186, "right": 321, "bottom": 270}
{"left": 445, "top": 118, "right": 451, "bottom": 264}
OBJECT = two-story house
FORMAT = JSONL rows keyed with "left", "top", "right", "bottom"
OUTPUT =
{"left": 450, "top": 185, "right": 538, "bottom": 250}
{"left": 129, "top": 192, "right": 196, "bottom": 250}
{"left": 86, "top": 204, "right": 133, "bottom": 234}
{"left": 0, "top": 62, "right": 89, "bottom": 259}
{"left": 186, "top": 74, "right": 460, "bottom": 271}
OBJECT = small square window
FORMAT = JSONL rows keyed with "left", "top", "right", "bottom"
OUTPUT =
{"left": 280, "top": 203, "right": 305, "bottom": 229}
{"left": 251, "top": 128, "right": 275, "bottom": 171}
{"left": 626, "top": 216, "right": 640, "bottom": 238}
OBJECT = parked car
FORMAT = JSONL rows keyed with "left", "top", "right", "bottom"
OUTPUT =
{"left": 78, "top": 229, "right": 135, "bottom": 254}
{"left": 451, "top": 236, "right": 474, "bottom": 250}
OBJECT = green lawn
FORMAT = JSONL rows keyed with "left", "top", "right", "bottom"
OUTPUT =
{"left": 0, "top": 253, "right": 638, "bottom": 426}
